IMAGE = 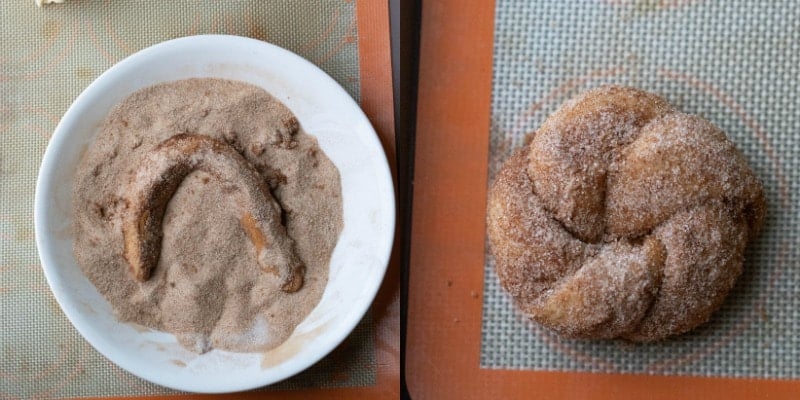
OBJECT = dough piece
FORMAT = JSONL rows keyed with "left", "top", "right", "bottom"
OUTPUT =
{"left": 487, "top": 85, "right": 765, "bottom": 341}
{"left": 36, "top": 0, "right": 66, "bottom": 6}
{"left": 121, "top": 134, "right": 304, "bottom": 293}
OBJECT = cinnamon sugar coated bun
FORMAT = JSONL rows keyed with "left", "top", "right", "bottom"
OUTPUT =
{"left": 487, "top": 85, "right": 766, "bottom": 342}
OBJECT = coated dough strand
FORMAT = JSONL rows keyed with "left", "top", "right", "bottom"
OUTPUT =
{"left": 120, "top": 134, "right": 305, "bottom": 292}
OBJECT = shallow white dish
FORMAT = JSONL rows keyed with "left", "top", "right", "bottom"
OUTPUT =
{"left": 34, "top": 35, "right": 394, "bottom": 393}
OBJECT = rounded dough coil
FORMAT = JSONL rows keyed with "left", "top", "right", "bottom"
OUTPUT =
{"left": 487, "top": 86, "right": 765, "bottom": 341}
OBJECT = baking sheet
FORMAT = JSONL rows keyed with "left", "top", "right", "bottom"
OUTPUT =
{"left": 481, "top": 0, "right": 799, "bottom": 378}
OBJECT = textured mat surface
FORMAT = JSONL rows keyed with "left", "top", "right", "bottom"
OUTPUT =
{"left": 0, "top": 0, "right": 375, "bottom": 397}
{"left": 482, "top": 0, "right": 799, "bottom": 377}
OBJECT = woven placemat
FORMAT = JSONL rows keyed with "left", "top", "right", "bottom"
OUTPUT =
{"left": 0, "top": 0, "right": 376, "bottom": 398}
{"left": 482, "top": 0, "right": 799, "bottom": 377}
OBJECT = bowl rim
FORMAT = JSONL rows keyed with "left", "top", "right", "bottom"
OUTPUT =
{"left": 33, "top": 34, "right": 395, "bottom": 393}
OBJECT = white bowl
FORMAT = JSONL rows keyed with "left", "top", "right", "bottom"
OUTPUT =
{"left": 34, "top": 35, "right": 395, "bottom": 393}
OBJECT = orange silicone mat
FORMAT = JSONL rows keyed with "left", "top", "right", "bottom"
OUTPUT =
{"left": 0, "top": 0, "right": 397, "bottom": 398}
{"left": 407, "top": 0, "right": 799, "bottom": 398}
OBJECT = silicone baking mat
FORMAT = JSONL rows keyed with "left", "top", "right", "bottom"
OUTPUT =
{"left": 481, "top": 0, "right": 799, "bottom": 377}
{"left": 0, "top": 0, "right": 383, "bottom": 398}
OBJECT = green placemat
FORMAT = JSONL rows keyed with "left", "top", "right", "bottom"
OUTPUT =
{"left": 482, "top": 0, "right": 799, "bottom": 378}
{"left": 0, "top": 0, "right": 375, "bottom": 397}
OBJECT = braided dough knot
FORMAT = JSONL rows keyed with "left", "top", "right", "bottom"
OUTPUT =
{"left": 487, "top": 86, "right": 765, "bottom": 341}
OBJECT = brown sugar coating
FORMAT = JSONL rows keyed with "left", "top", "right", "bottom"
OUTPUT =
{"left": 487, "top": 86, "right": 765, "bottom": 341}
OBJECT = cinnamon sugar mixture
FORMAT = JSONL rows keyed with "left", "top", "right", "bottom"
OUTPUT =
{"left": 73, "top": 78, "right": 343, "bottom": 353}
